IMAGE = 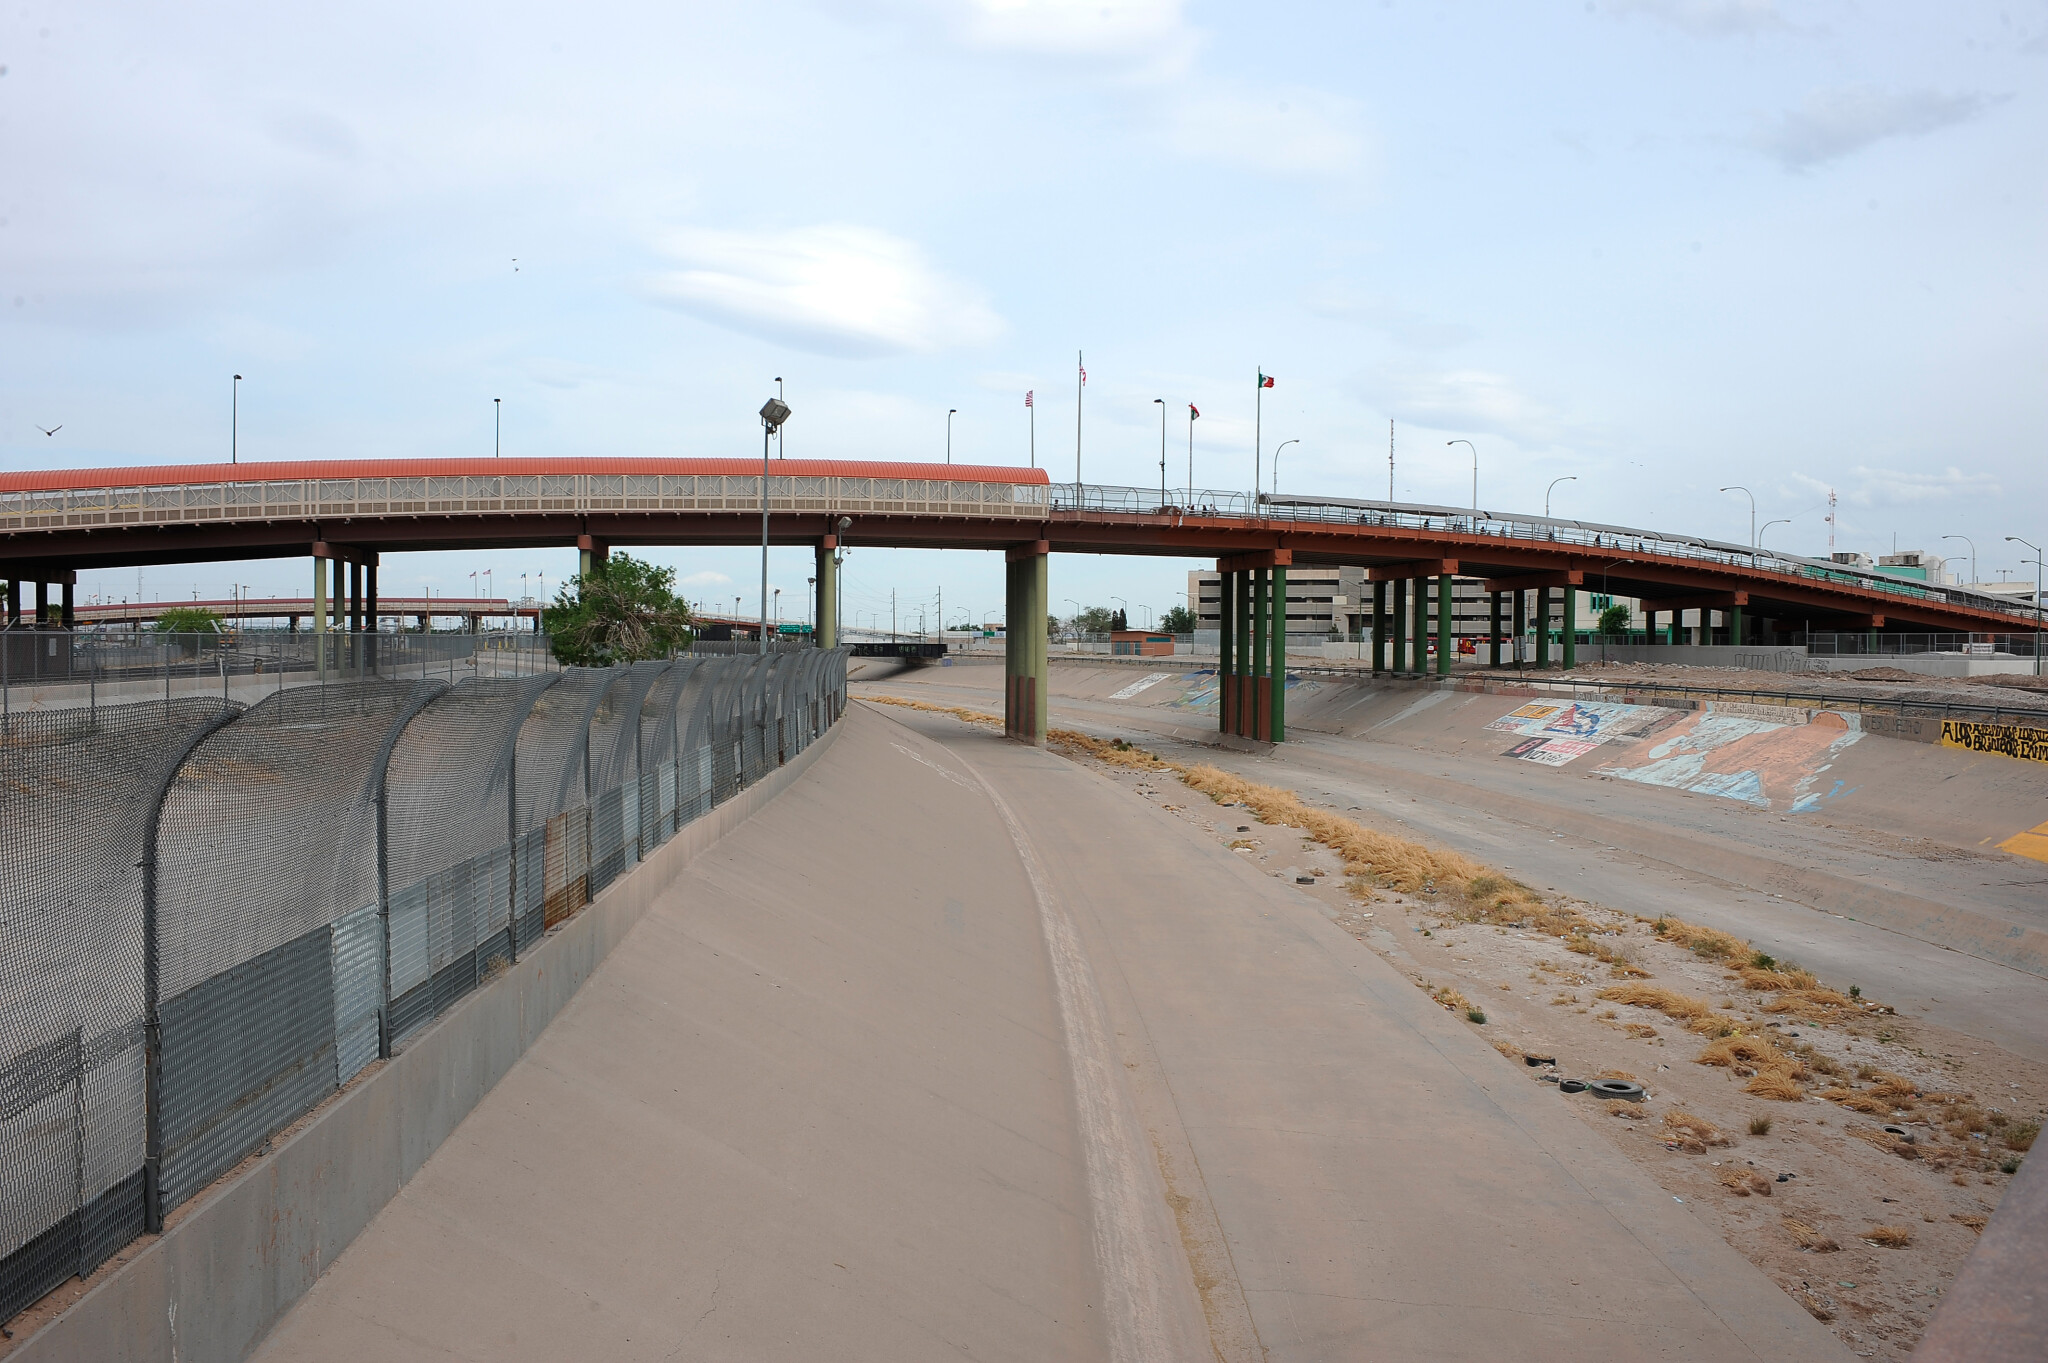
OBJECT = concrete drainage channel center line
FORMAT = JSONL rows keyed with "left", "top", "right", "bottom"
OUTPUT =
{"left": 889, "top": 719, "right": 1175, "bottom": 1363}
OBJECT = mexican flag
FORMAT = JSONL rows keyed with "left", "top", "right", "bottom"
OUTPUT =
{"left": 1258, "top": 371, "right": 1275, "bottom": 389}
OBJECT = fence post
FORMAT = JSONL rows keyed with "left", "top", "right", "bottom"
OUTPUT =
{"left": 368, "top": 681, "right": 451, "bottom": 1060}
{"left": 139, "top": 704, "right": 241, "bottom": 1231}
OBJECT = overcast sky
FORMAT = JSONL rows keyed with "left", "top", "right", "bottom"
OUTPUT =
{"left": 3, "top": 0, "right": 2043, "bottom": 624}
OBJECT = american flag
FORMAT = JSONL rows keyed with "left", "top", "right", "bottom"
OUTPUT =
{"left": 1024, "top": 390, "right": 1033, "bottom": 407}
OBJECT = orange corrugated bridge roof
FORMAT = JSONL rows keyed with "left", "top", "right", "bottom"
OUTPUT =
{"left": 0, "top": 457, "right": 1052, "bottom": 493}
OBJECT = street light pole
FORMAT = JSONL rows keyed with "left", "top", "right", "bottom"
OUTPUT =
{"left": 758, "top": 396, "right": 792, "bottom": 656}
{"left": 1545, "top": 476, "right": 1577, "bottom": 518}
{"left": 2008, "top": 536, "right": 2044, "bottom": 677}
{"left": 1272, "top": 439, "right": 1298, "bottom": 498}
{"left": 232, "top": 375, "right": 242, "bottom": 464}
{"left": 1447, "top": 439, "right": 1477, "bottom": 511}
{"left": 1759, "top": 519, "right": 1790, "bottom": 553}
{"left": 494, "top": 398, "right": 501, "bottom": 457}
{"left": 1720, "top": 486, "right": 1756, "bottom": 563}
{"left": 1942, "top": 535, "right": 1978, "bottom": 588}
{"left": 1154, "top": 399, "right": 1166, "bottom": 505}
{"left": 946, "top": 408, "right": 956, "bottom": 464}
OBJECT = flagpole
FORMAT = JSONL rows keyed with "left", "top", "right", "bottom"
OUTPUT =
{"left": 1254, "top": 370, "right": 1262, "bottom": 510}
{"left": 1029, "top": 395, "right": 1035, "bottom": 468}
{"left": 1075, "top": 350, "right": 1084, "bottom": 504}
{"left": 1187, "top": 406, "right": 1195, "bottom": 505}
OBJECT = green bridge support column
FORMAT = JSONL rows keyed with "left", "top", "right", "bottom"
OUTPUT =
{"left": 1410, "top": 577, "right": 1427, "bottom": 675}
{"left": 1391, "top": 580, "right": 1407, "bottom": 675}
{"left": 1236, "top": 569, "right": 1254, "bottom": 735}
{"left": 1251, "top": 568, "right": 1270, "bottom": 739}
{"left": 1270, "top": 564, "right": 1287, "bottom": 742}
{"left": 1004, "top": 540, "right": 1048, "bottom": 745}
{"left": 1728, "top": 604, "right": 1744, "bottom": 648}
{"left": 1513, "top": 590, "right": 1526, "bottom": 666}
{"left": 1435, "top": 573, "right": 1453, "bottom": 675}
{"left": 814, "top": 539, "right": 839, "bottom": 649}
{"left": 1372, "top": 581, "right": 1387, "bottom": 674}
{"left": 1645, "top": 609, "right": 1658, "bottom": 644}
{"left": 1562, "top": 587, "right": 1577, "bottom": 670}
{"left": 1535, "top": 587, "right": 1551, "bottom": 668}
{"left": 1217, "top": 569, "right": 1237, "bottom": 736}
{"left": 1490, "top": 591, "right": 1504, "bottom": 667}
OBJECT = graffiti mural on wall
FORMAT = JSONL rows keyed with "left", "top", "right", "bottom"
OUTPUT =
{"left": 1483, "top": 700, "right": 1865, "bottom": 812}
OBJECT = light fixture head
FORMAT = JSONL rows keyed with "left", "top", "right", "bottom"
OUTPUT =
{"left": 760, "top": 398, "right": 792, "bottom": 430}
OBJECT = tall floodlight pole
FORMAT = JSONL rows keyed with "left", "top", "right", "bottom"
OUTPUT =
{"left": 1942, "top": 535, "right": 1978, "bottom": 588}
{"left": 232, "top": 375, "right": 242, "bottom": 463}
{"left": 1720, "top": 486, "right": 1756, "bottom": 564}
{"left": 1153, "top": 399, "right": 1166, "bottom": 505}
{"left": 1447, "top": 439, "right": 1477, "bottom": 511}
{"left": 1546, "top": 476, "right": 1577, "bottom": 517}
{"left": 759, "top": 396, "right": 792, "bottom": 656}
{"left": 2008, "top": 536, "right": 2043, "bottom": 676}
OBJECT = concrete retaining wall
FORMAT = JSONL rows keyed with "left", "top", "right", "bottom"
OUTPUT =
{"left": 1588, "top": 643, "right": 2041, "bottom": 677}
{"left": 8, "top": 719, "right": 844, "bottom": 1363}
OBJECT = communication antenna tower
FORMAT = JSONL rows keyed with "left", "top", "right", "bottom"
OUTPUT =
{"left": 1826, "top": 488, "right": 1836, "bottom": 554}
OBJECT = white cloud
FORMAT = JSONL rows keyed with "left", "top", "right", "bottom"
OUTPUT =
{"left": 1606, "top": 0, "right": 1787, "bottom": 38}
{"left": 1842, "top": 465, "right": 1999, "bottom": 508}
{"left": 1755, "top": 87, "right": 1996, "bottom": 170}
{"left": 644, "top": 224, "right": 1005, "bottom": 358}
{"left": 1367, "top": 368, "right": 1563, "bottom": 444}
{"left": 681, "top": 570, "right": 734, "bottom": 587}
{"left": 1311, "top": 293, "right": 1475, "bottom": 351}
{"left": 1160, "top": 84, "right": 1366, "bottom": 177}
{"left": 940, "top": 0, "right": 1190, "bottom": 59}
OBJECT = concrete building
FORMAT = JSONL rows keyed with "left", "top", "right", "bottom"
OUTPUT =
{"left": 1877, "top": 550, "right": 1950, "bottom": 584}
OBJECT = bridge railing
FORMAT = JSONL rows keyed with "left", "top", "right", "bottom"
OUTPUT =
{"left": 1055, "top": 482, "right": 2042, "bottom": 625}
{"left": 0, "top": 648, "right": 849, "bottom": 1330}
{"left": 0, "top": 473, "right": 1053, "bottom": 532}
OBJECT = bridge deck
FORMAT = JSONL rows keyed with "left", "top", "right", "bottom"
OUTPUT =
{"left": 253, "top": 703, "right": 1843, "bottom": 1361}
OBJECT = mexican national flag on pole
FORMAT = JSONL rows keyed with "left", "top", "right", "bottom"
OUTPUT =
{"left": 1258, "top": 371, "right": 1275, "bottom": 388}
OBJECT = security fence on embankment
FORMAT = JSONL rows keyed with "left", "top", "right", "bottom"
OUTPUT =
{"left": 0, "top": 648, "right": 848, "bottom": 1327}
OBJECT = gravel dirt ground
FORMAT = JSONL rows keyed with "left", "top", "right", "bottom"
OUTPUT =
{"left": 856, "top": 669, "right": 2045, "bottom": 1362}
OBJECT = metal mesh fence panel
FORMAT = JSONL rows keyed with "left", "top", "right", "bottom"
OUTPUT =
{"left": 0, "top": 697, "right": 238, "bottom": 1321}
{"left": 383, "top": 676, "right": 558, "bottom": 1047}
{"left": 1, "top": 649, "right": 849, "bottom": 1329}
{"left": 586, "top": 663, "right": 668, "bottom": 896}
{"left": 512, "top": 669, "right": 612, "bottom": 935}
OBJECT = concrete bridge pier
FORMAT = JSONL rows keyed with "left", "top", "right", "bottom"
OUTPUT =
{"left": 1371, "top": 581, "right": 1387, "bottom": 673}
{"left": 1004, "top": 539, "right": 1048, "bottom": 744}
{"left": 814, "top": 537, "right": 839, "bottom": 649}
{"left": 1217, "top": 550, "right": 1287, "bottom": 742}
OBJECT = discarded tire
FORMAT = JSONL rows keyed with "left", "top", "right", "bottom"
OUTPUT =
{"left": 1558, "top": 1079, "right": 1589, "bottom": 1093}
{"left": 1588, "top": 1079, "right": 1646, "bottom": 1102}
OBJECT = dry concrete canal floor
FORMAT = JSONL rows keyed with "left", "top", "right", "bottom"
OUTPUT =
{"left": 251, "top": 660, "right": 2047, "bottom": 1362}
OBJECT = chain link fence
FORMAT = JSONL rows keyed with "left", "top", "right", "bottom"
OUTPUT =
{"left": 0, "top": 648, "right": 847, "bottom": 1328}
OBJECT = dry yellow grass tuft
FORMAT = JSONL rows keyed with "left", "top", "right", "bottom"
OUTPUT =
{"left": 1597, "top": 983, "right": 1716, "bottom": 1024}
{"left": 1695, "top": 1034, "right": 1793, "bottom": 1073}
{"left": 1428, "top": 983, "right": 1473, "bottom": 1014}
{"left": 1868, "top": 1071, "right": 1919, "bottom": 1100}
{"left": 1819, "top": 1086, "right": 1892, "bottom": 1115}
{"left": 1950, "top": 1212, "right": 1988, "bottom": 1234}
{"left": 864, "top": 695, "right": 1000, "bottom": 727}
{"left": 1602, "top": 1100, "right": 1648, "bottom": 1120}
{"left": 1783, "top": 1217, "right": 1840, "bottom": 1252}
{"left": 1662, "top": 1110, "right": 1732, "bottom": 1151}
{"left": 1623, "top": 1022, "right": 1659, "bottom": 1040}
{"left": 1652, "top": 917, "right": 1750, "bottom": 962}
{"left": 1745, "top": 1070, "right": 1807, "bottom": 1101}
{"left": 1717, "top": 1166, "right": 1774, "bottom": 1196}
{"left": 1864, "top": 1225, "right": 1913, "bottom": 1248}
{"left": 1737, "top": 963, "right": 1820, "bottom": 992}
{"left": 1760, "top": 987, "right": 1863, "bottom": 1021}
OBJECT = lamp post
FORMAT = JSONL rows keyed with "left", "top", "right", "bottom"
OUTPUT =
{"left": 1720, "top": 486, "right": 1756, "bottom": 562}
{"left": 494, "top": 398, "right": 501, "bottom": 457}
{"left": 232, "top": 375, "right": 242, "bottom": 463}
{"left": 1545, "top": 476, "right": 1577, "bottom": 517}
{"left": 761, "top": 398, "right": 790, "bottom": 654}
{"left": 1759, "top": 519, "right": 1790, "bottom": 553}
{"left": 2008, "top": 536, "right": 2044, "bottom": 676}
{"left": 1272, "top": 439, "right": 1298, "bottom": 498}
{"left": 1153, "top": 398, "right": 1167, "bottom": 505}
{"left": 1065, "top": 598, "right": 1081, "bottom": 643}
{"left": 1447, "top": 439, "right": 1477, "bottom": 511}
{"left": 775, "top": 378, "right": 784, "bottom": 457}
{"left": 1942, "top": 535, "right": 1978, "bottom": 587}
{"left": 946, "top": 408, "right": 956, "bottom": 464}
{"left": 773, "top": 587, "right": 781, "bottom": 640}
{"left": 1111, "top": 595, "right": 1128, "bottom": 632}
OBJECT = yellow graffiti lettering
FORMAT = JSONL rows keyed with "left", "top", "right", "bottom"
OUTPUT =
{"left": 1940, "top": 719, "right": 2048, "bottom": 764}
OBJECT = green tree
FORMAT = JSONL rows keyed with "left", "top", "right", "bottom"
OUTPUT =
{"left": 542, "top": 554, "right": 694, "bottom": 666}
{"left": 1159, "top": 604, "right": 1196, "bottom": 634}
{"left": 155, "top": 606, "right": 222, "bottom": 634}
{"left": 1071, "top": 605, "right": 1118, "bottom": 636}
{"left": 1597, "top": 604, "right": 1632, "bottom": 637}
{"left": 1046, "top": 613, "right": 1062, "bottom": 640}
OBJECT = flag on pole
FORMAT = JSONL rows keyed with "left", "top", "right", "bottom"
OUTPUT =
{"left": 1258, "top": 372, "right": 1275, "bottom": 389}
{"left": 1024, "top": 390, "right": 1033, "bottom": 407}
{"left": 1078, "top": 361, "right": 1088, "bottom": 385}
{"left": 1189, "top": 404, "right": 1200, "bottom": 419}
